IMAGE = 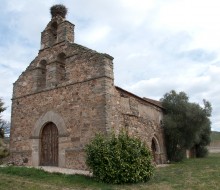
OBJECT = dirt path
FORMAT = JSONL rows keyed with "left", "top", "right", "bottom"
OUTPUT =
{"left": 35, "top": 166, "right": 92, "bottom": 176}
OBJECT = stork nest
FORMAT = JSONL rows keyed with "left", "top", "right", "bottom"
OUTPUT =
{"left": 50, "top": 4, "right": 67, "bottom": 18}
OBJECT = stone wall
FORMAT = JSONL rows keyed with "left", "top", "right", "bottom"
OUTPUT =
{"left": 10, "top": 38, "right": 114, "bottom": 169}
{"left": 13, "top": 42, "right": 113, "bottom": 98}
{"left": 108, "top": 87, "right": 167, "bottom": 164}
{"left": 208, "top": 141, "right": 220, "bottom": 153}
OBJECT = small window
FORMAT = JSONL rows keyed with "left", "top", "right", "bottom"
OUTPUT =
{"left": 36, "top": 60, "right": 47, "bottom": 89}
{"left": 57, "top": 53, "right": 66, "bottom": 81}
{"left": 51, "top": 22, "right": 58, "bottom": 39}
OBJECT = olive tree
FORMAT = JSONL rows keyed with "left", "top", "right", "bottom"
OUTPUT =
{"left": 161, "top": 90, "right": 211, "bottom": 161}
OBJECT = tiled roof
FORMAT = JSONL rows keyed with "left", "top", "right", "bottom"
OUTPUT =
{"left": 115, "top": 86, "right": 164, "bottom": 109}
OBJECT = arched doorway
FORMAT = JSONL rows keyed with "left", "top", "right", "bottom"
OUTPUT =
{"left": 151, "top": 137, "right": 160, "bottom": 164}
{"left": 40, "top": 122, "right": 58, "bottom": 166}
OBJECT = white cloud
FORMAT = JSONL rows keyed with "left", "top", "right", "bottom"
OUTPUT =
{"left": 125, "top": 63, "right": 220, "bottom": 131}
{"left": 153, "top": 0, "right": 220, "bottom": 50}
{"left": 79, "top": 25, "right": 112, "bottom": 45}
{"left": 0, "top": 0, "right": 220, "bottom": 131}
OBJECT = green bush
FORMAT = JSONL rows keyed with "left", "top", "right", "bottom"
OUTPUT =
{"left": 0, "top": 139, "right": 9, "bottom": 160}
{"left": 85, "top": 132, "right": 154, "bottom": 184}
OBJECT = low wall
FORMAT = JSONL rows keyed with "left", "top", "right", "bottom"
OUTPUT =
{"left": 208, "top": 140, "right": 220, "bottom": 153}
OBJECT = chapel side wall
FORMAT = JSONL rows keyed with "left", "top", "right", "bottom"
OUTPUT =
{"left": 109, "top": 88, "right": 167, "bottom": 164}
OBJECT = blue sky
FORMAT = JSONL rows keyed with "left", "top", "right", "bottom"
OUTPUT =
{"left": 0, "top": 0, "right": 220, "bottom": 131}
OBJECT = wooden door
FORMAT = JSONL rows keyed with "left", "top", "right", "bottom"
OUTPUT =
{"left": 40, "top": 122, "right": 58, "bottom": 166}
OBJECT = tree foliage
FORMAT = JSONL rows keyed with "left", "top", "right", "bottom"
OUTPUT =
{"left": 0, "top": 98, "right": 9, "bottom": 159}
{"left": 85, "top": 132, "right": 154, "bottom": 184}
{"left": 0, "top": 121, "right": 10, "bottom": 138}
{"left": 161, "top": 90, "right": 211, "bottom": 161}
{"left": 0, "top": 98, "right": 6, "bottom": 138}
{"left": 0, "top": 98, "right": 6, "bottom": 114}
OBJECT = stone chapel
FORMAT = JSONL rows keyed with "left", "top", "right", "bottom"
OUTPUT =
{"left": 10, "top": 5, "right": 167, "bottom": 169}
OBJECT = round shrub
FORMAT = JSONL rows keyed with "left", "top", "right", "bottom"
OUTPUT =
{"left": 85, "top": 132, "right": 154, "bottom": 184}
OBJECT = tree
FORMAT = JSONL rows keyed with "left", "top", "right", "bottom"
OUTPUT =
{"left": 161, "top": 90, "right": 211, "bottom": 161}
{"left": 0, "top": 98, "right": 9, "bottom": 159}
{"left": 0, "top": 121, "right": 10, "bottom": 138}
{"left": 0, "top": 98, "right": 6, "bottom": 138}
{"left": 194, "top": 99, "right": 212, "bottom": 157}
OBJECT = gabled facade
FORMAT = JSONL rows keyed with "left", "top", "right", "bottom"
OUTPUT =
{"left": 10, "top": 5, "right": 167, "bottom": 169}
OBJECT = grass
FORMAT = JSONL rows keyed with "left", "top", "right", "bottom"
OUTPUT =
{"left": 0, "top": 153, "right": 220, "bottom": 190}
{"left": 148, "top": 153, "right": 220, "bottom": 189}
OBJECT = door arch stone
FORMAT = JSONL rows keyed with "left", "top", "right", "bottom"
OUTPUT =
{"left": 31, "top": 111, "right": 69, "bottom": 167}
{"left": 151, "top": 136, "right": 161, "bottom": 164}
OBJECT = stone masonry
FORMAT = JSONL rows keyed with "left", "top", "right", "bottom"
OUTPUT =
{"left": 10, "top": 5, "right": 167, "bottom": 169}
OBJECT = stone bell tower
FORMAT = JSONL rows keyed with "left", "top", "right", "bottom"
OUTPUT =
{"left": 40, "top": 4, "right": 74, "bottom": 49}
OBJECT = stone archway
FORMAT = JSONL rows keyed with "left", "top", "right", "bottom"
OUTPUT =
{"left": 151, "top": 137, "right": 161, "bottom": 164}
{"left": 30, "top": 111, "right": 69, "bottom": 167}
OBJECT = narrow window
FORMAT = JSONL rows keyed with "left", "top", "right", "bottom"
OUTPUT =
{"left": 57, "top": 53, "right": 66, "bottom": 81}
{"left": 36, "top": 60, "right": 47, "bottom": 89}
{"left": 51, "top": 22, "right": 58, "bottom": 40}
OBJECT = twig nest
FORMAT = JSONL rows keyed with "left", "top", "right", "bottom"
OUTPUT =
{"left": 50, "top": 4, "right": 67, "bottom": 18}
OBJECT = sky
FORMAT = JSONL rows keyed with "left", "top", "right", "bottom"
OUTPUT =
{"left": 0, "top": 0, "right": 220, "bottom": 131}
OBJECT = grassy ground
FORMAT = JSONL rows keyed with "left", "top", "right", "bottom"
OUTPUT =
{"left": 0, "top": 153, "right": 220, "bottom": 190}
